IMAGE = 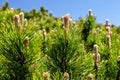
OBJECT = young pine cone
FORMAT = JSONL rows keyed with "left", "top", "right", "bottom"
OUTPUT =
{"left": 24, "top": 36, "right": 29, "bottom": 50}
{"left": 64, "top": 72, "right": 69, "bottom": 80}
{"left": 19, "top": 12, "right": 24, "bottom": 24}
{"left": 14, "top": 15, "right": 20, "bottom": 27}
{"left": 88, "top": 73, "right": 93, "bottom": 80}
{"left": 89, "top": 9, "right": 93, "bottom": 16}
{"left": 43, "top": 72, "right": 50, "bottom": 80}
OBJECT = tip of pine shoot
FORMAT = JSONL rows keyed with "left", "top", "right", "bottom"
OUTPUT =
{"left": 19, "top": 12, "right": 24, "bottom": 15}
{"left": 106, "top": 19, "right": 109, "bottom": 22}
{"left": 43, "top": 72, "right": 50, "bottom": 79}
{"left": 64, "top": 72, "right": 69, "bottom": 80}
{"left": 88, "top": 73, "right": 93, "bottom": 79}
{"left": 89, "top": 9, "right": 92, "bottom": 12}
{"left": 94, "top": 44, "right": 98, "bottom": 48}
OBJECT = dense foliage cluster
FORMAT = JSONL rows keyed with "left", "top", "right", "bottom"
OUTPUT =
{"left": 0, "top": 2, "right": 120, "bottom": 80}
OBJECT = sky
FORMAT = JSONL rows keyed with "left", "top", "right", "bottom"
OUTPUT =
{"left": 0, "top": 0, "right": 120, "bottom": 26}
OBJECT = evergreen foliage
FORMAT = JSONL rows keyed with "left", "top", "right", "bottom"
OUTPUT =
{"left": 0, "top": 2, "right": 120, "bottom": 80}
